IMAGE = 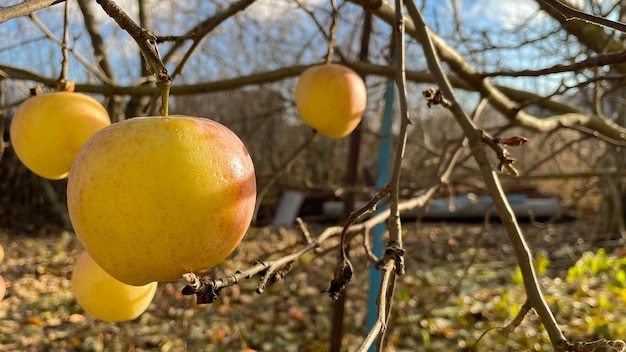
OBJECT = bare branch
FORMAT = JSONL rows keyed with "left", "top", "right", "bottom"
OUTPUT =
{"left": 482, "top": 50, "right": 626, "bottom": 78}
{"left": 348, "top": 0, "right": 626, "bottom": 142}
{"left": 0, "top": 0, "right": 62, "bottom": 24}
{"left": 57, "top": 0, "right": 70, "bottom": 88}
{"left": 294, "top": 0, "right": 347, "bottom": 62}
{"left": 567, "top": 339, "right": 626, "bottom": 352}
{"left": 355, "top": 0, "right": 412, "bottom": 348}
{"left": 402, "top": 0, "right": 570, "bottom": 349}
{"left": 253, "top": 131, "right": 319, "bottom": 223}
{"left": 77, "top": 0, "right": 116, "bottom": 82}
{"left": 356, "top": 258, "right": 396, "bottom": 352}
{"left": 167, "top": 0, "right": 257, "bottom": 80}
{"left": 325, "top": 0, "right": 338, "bottom": 64}
{"left": 540, "top": 0, "right": 626, "bottom": 34}
{"left": 160, "top": 0, "right": 256, "bottom": 67}
{"left": 27, "top": 14, "right": 114, "bottom": 85}
{"left": 0, "top": 58, "right": 593, "bottom": 118}
{"left": 94, "top": 0, "right": 170, "bottom": 87}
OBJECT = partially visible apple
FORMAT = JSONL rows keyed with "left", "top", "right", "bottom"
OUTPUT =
{"left": 67, "top": 115, "right": 256, "bottom": 286}
{"left": 0, "top": 243, "right": 4, "bottom": 265}
{"left": 0, "top": 275, "right": 7, "bottom": 302}
{"left": 10, "top": 92, "right": 111, "bottom": 180}
{"left": 71, "top": 251, "right": 157, "bottom": 322}
{"left": 295, "top": 64, "right": 367, "bottom": 139}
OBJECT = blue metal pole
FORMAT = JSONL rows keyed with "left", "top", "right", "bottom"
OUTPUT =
{"left": 366, "top": 81, "right": 395, "bottom": 348}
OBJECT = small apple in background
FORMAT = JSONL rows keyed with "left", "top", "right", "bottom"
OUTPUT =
{"left": 10, "top": 92, "right": 111, "bottom": 180}
{"left": 295, "top": 64, "right": 367, "bottom": 139}
{"left": 67, "top": 115, "right": 257, "bottom": 286}
{"left": 71, "top": 251, "right": 157, "bottom": 322}
{"left": 0, "top": 275, "right": 6, "bottom": 302}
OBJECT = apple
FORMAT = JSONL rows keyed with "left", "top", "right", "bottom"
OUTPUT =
{"left": 71, "top": 251, "right": 157, "bottom": 322}
{"left": 0, "top": 275, "right": 5, "bottom": 302}
{"left": 67, "top": 116, "right": 256, "bottom": 286}
{"left": 9, "top": 92, "right": 111, "bottom": 180}
{"left": 0, "top": 244, "right": 4, "bottom": 265}
{"left": 295, "top": 64, "right": 367, "bottom": 139}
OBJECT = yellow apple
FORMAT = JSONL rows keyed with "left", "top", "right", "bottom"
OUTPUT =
{"left": 9, "top": 92, "right": 111, "bottom": 180}
{"left": 67, "top": 115, "right": 256, "bottom": 286}
{"left": 295, "top": 64, "right": 367, "bottom": 139}
{"left": 71, "top": 251, "right": 157, "bottom": 322}
{"left": 0, "top": 275, "right": 5, "bottom": 302}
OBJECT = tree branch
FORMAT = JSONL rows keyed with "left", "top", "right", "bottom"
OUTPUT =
{"left": 166, "top": 0, "right": 257, "bottom": 80}
{"left": 482, "top": 50, "right": 626, "bottom": 78}
{"left": 77, "top": 0, "right": 116, "bottom": 82}
{"left": 94, "top": 0, "right": 170, "bottom": 87}
{"left": 536, "top": 0, "right": 626, "bottom": 70}
{"left": 252, "top": 131, "right": 319, "bottom": 223}
{"left": 402, "top": 0, "right": 569, "bottom": 349}
{"left": 27, "top": 13, "right": 114, "bottom": 85}
{"left": 0, "top": 0, "right": 63, "bottom": 24}
{"left": 540, "top": 0, "right": 626, "bottom": 34}
{"left": 347, "top": 0, "right": 626, "bottom": 141}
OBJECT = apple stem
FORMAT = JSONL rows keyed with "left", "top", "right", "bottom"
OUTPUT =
{"left": 158, "top": 79, "right": 171, "bottom": 116}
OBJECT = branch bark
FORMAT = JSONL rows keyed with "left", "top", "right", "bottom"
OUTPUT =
{"left": 536, "top": 0, "right": 626, "bottom": 71}
{"left": 0, "top": 0, "right": 63, "bottom": 24}
{"left": 540, "top": 0, "right": 626, "bottom": 35}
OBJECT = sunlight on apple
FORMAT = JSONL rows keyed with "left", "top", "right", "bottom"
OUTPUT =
{"left": 9, "top": 92, "right": 111, "bottom": 180}
{"left": 67, "top": 116, "right": 256, "bottom": 286}
{"left": 295, "top": 64, "right": 367, "bottom": 139}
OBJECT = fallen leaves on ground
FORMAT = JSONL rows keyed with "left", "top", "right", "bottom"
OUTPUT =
{"left": 0, "top": 217, "right": 624, "bottom": 351}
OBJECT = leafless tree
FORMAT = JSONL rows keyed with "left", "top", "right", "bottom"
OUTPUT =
{"left": 2, "top": 0, "right": 626, "bottom": 351}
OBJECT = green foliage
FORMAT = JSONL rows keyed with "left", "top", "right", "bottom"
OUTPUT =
{"left": 566, "top": 248, "right": 626, "bottom": 292}
{"left": 493, "top": 247, "right": 626, "bottom": 346}
{"left": 557, "top": 247, "right": 626, "bottom": 339}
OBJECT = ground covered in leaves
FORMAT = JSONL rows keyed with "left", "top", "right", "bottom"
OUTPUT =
{"left": 1, "top": 217, "right": 625, "bottom": 352}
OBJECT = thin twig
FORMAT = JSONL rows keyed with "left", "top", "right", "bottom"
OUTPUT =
{"left": 294, "top": 0, "right": 347, "bottom": 62}
{"left": 356, "top": 258, "right": 396, "bottom": 352}
{"left": 295, "top": 217, "right": 313, "bottom": 244}
{"left": 327, "top": 185, "right": 391, "bottom": 299}
{"left": 182, "top": 224, "right": 344, "bottom": 303}
{"left": 94, "top": 0, "right": 170, "bottom": 86}
{"left": 0, "top": 0, "right": 62, "bottom": 24}
{"left": 325, "top": 0, "right": 338, "bottom": 64}
{"left": 347, "top": 0, "right": 626, "bottom": 142}
{"left": 355, "top": 1, "right": 412, "bottom": 349}
{"left": 57, "top": 0, "right": 70, "bottom": 89}
{"left": 28, "top": 14, "right": 114, "bottom": 85}
{"left": 482, "top": 50, "right": 626, "bottom": 78}
{"left": 498, "top": 299, "right": 532, "bottom": 337}
{"left": 540, "top": 0, "right": 626, "bottom": 34}
{"left": 167, "top": 0, "right": 256, "bottom": 81}
{"left": 252, "top": 131, "right": 319, "bottom": 223}
{"left": 568, "top": 339, "right": 626, "bottom": 352}
{"left": 182, "top": 146, "right": 464, "bottom": 305}
{"left": 77, "top": 0, "right": 116, "bottom": 82}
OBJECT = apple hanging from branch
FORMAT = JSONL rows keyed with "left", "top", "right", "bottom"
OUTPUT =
{"left": 295, "top": 64, "right": 367, "bottom": 139}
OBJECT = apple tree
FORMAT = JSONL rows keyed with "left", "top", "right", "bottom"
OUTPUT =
{"left": 2, "top": 0, "right": 626, "bottom": 351}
